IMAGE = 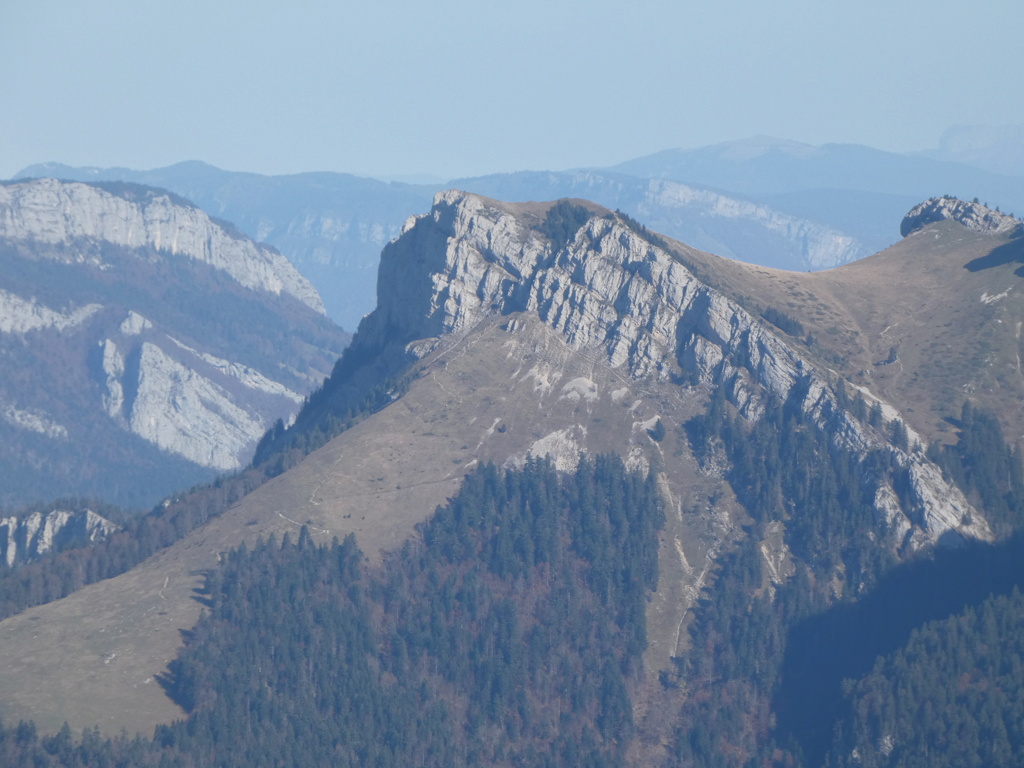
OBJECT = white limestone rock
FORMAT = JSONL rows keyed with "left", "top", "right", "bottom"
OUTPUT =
{"left": 0, "top": 508, "right": 117, "bottom": 567}
{"left": 100, "top": 338, "right": 126, "bottom": 420}
{"left": 0, "top": 290, "right": 101, "bottom": 334}
{"left": 0, "top": 404, "right": 68, "bottom": 440}
{"left": 0, "top": 179, "right": 324, "bottom": 313}
{"left": 119, "top": 311, "right": 152, "bottom": 335}
{"left": 127, "top": 342, "right": 267, "bottom": 471}
{"left": 366, "top": 189, "right": 991, "bottom": 552}
{"left": 641, "top": 178, "right": 867, "bottom": 268}
{"left": 166, "top": 337, "right": 303, "bottom": 403}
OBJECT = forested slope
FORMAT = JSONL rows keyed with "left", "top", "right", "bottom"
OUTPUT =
{"left": 0, "top": 457, "right": 663, "bottom": 767}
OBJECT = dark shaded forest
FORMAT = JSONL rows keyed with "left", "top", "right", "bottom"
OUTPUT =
{"left": 0, "top": 457, "right": 664, "bottom": 767}
{"left": 832, "top": 587, "right": 1024, "bottom": 767}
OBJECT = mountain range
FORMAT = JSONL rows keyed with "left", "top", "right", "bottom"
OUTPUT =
{"left": 21, "top": 136, "right": 1024, "bottom": 331}
{"left": 920, "top": 124, "right": 1024, "bottom": 177}
{"left": 0, "top": 184, "right": 1022, "bottom": 767}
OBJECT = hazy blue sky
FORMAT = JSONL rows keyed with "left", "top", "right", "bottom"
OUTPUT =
{"left": 3, "top": 0, "right": 1023, "bottom": 180}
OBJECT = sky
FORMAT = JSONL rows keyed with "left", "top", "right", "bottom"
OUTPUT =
{"left": 3, "top": 0, "right": 1024, "bottom": 181}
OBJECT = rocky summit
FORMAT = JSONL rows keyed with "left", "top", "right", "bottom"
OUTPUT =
{"left": 0, "top": 178, "right": 349, "bottom": 509}
{"left": 901, "top": 195, "right": 1024, "bottom": 238}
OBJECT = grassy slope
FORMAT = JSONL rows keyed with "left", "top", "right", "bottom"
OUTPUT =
{"left": 677, "top": 221, "right": 1024, "bottom": 444}
{"left": 0, "top": 316, "right": 725, "bottom": 736}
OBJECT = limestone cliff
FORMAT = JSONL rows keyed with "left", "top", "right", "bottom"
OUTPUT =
{"left": 0, "top": 508, "right": 117, "bottom": 568}
{"left": 100, "top": 323, "right": 302, "bottom": 471}
{"left": 0, "top": 178, "right": 324, "bottom": 313}
{"left": 15, "top": 162, "right": 880, "bottom": 329}
{"left": 360, "top": 190, "right": 990, "bottom": 551}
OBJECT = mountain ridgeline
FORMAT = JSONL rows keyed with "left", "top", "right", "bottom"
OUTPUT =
{"left": 1, "top": 191, "right": 1024, "bottom": 766}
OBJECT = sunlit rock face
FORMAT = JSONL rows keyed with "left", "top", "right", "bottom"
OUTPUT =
{"left": 363, "top": 190, "right": 991, "bottom": 551}
{"left": 0, "top": 178, "right": 324, "bottom": 312}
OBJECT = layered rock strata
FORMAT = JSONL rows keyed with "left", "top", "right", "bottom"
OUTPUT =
{"left": 0, "top": 179, "right": 323, "bottom": 313}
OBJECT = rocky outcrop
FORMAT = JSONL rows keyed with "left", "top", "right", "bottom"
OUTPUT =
{"left": 901, "top": 196, "right": 1023, "bottom": 238}
{"left": 458, "top": 172, "right": 872, "bottom": 271}
{"left": 95, "top": 318, "right": 305, "bottom": 470}
{"left": 0, "top": 179, "right": 324, "bottom": 313}
{"left": 15, "top": 162, "right": 879, "bottom": 328}
{"left": 125, "top": 339, "right": 290, "bottom": 471}
{"left": 0, "top": 508, "right": 117, "bottom": 568}
{"left": 0, "top": 290, "right": 102, "bottom": 334}
{"left": 13, "top": 163, "right": 437, "bottom": 329}
{"left": 364, "top": 190, "right": 990, "bottom": 551}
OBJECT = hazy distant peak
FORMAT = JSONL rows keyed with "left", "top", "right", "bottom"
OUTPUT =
{"left": 901, "top": 196, "right": 1024, "bottom": 238}
{"left": 14, "top": 162, "right": 121, "bottom": 180}
{"left": 918, "top": 124, "right": 1024, "bottom": 177}
{"left": 701, "top": 135, "right": 819, "bottom": 162}
{"left": 939, "top": 124, "right": 1024, "bottom": 153}
{"left": 612, "top": 136, "right": 820, "bottom": 171}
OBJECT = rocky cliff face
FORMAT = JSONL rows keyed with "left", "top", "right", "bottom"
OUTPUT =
{"left": 14, "top": 164, "right": 436, "bottom": 329}
{"left": 97, "top": 316, "right": 304, "bottom": 470}
{"left": 639, "top": 177, "right": 868, "bottom": 268}
{"left": 0, "top": 507, "right": 118, "bottom": 568}
{"left": 361, "top": 190, "right": 990, "bottom": 551}
{"left": 0, "top": 179, "right": 349, "bottom": 508}
{"left": 0, "top": 179, "right": 324, "bottom": 313}
{"left": 901, "top": 196, "right": 1024, "bottom": 238}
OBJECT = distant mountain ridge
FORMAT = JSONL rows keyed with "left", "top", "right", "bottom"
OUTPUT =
{"left": 920, "top": 124, "right": 1024, "bottom": 177}
{"left": 19, "top": 137, "right": 1024, "bottom": 332}
{"left": 450, "top": 171, "right": 873, "bottom": 270}
{"left": 15, "top": 162, "right": 437, "bottom": 329}
{"left": 610, "top": 136, "right": 1024, "bottom": 205}
{"left": 0, "top": 178, "right": 349, "bottom": 509}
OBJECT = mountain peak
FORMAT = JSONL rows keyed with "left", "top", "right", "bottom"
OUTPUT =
{"left": 901, "top": 196, "right": 1023, "bottom": 238}
{"left": 703, "top": 135, "right": 819, "bottom": 161}
{"left": 360, "top": 190, "right": 659, "bottom": 364}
